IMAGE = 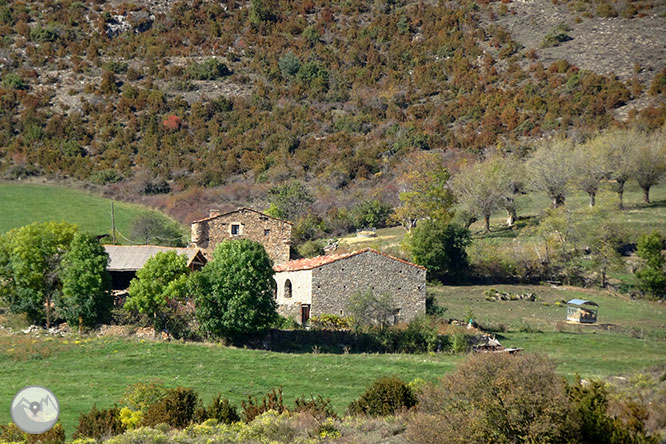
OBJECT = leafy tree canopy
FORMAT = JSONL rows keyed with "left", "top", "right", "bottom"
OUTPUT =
{"left": 125, "top": 251, "right": 190, "bottom": 328}
{"left": 58, "top": 233, "right": 111, "bottom": 330}
{"left": 0, "top": 222, "right": 78, "bottom": 325}
{"left": 407, "top": 219, "right": 471, "bottom": 283}
{"left": 192, "top": 239, "right": 277, "bottom": 340}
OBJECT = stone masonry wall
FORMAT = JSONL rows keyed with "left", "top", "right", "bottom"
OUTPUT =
{"left": 191, "top": 209, "right": 291, "bottom": 264}
{"left": 274, "top": 269, "right": 312, "bottom": 321}
{"left": 311, "top": 251, "right": 426, "bottom": 323}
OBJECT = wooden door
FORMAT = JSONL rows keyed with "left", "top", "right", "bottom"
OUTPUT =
{"left": 301, "top": 304, "right": 311, "bottom": 324}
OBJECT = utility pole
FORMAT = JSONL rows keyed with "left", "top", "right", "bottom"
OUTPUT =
{"left": 111, "top": 201, "right": 117, "bottom": 245}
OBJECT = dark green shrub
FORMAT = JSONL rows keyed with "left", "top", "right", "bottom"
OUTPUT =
{"left": 103, "top": 61, "right": 129, "bottom": 74}
{"left": 568, "top": 378, "right": 658, "bottom": 444}
{"left": 141, "top": 387, "right": 202, "bottom": 429}
{"left": 90, "top": 169, "right": 123, "bottom": 184}
{"left": 241, "top": 388, "right": 286, "bottom": 423}
{"left": 425, "top": 293, "right": 447, "bottom": 317}
{"left": 1, "top": 73, "right": 28, "bottom": 90}
{"left": 187, "top": 59, "right": 230, "bottom": 80}
{"left": 30, "top": 25, "right": 59, "bottom": 42}
{"left": 541, "top": 23, "right": 573, "bottom": 48}
{"left": 400, "top": 316, "right": 439, "bottom": 353}
{"left": 25, "top": 424, "right": 65, "bottom": 444}
{"left": 296, "top": 240, "right": 324, "bottom": 258}
{"left": 278, "top": 52, "right": 300, "bottom": 77}
{"left": 271, "top": 314, "right": 300, "bottom": 329}
{"left": 348, "top": 376, "right": 417, "bottom": 416}
{"left": 293, "top": 395, "right": 338, "bottom": 420}
{"left": 408, "top": 220, "right": 471, "bottom": 283}
{"left": 73, "top": 405, "right": 125, "bottom": 440}
{"left": 350, "top": 199, "right": 393, "bottom": 229}
{"left": 202, "top": 395, "right": 240, "bottom": 424}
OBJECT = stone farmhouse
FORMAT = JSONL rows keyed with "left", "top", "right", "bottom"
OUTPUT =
{"left": 104, "top": 245, "right": 207, "bottom": 290}
{"left": 190, "top": 208, "right": 292, "bottom": 264}
{"left": 273, "top": 248, "right": 426, "bottom": 325}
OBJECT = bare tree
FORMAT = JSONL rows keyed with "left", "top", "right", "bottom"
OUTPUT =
{"left": 573, "top": 137, "right": 607, "bottom": 207}
{"left": 602, "top": 128, "right": 637, "bottom": 209}
{"left": 452, "top": 159, "right": 504, "bottom": 232}
{"left": 630, "top": 129, "right": 666, "bottom": 204}
{"left": 493, "top": 156, "right": 524, "bottom": 226}
{"left": 526, "top": 139, "right": 575, "bottom": 208}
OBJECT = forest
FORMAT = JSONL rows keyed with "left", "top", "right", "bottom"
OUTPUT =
{"left": 0, "top": 0, "right": 664, "bottom": 225}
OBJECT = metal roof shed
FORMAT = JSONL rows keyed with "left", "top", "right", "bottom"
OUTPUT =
{"left": 566, "top": 299, "right": 598, "bottom": 324}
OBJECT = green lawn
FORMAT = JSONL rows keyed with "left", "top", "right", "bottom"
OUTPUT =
{"left": 1, "top": 328, "right": 664, "bottom": 435}
{"left": 0, "top": 335, "right": 460, "bottom": 434}
{"left": 0, "top": 183, "right": 184, "bottom": 241}
{"left": 429, "top": 284, "right": 666, "bottom": 336}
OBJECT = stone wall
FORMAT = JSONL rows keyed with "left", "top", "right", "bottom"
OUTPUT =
{"left": 311, "top": 251, "right": 426, "bottom": 323}
{"left": 191, "top": 208, "right": 291, "bottom": 264}
{"left": 274, "top": 269, "right": 312, "bottom": 321}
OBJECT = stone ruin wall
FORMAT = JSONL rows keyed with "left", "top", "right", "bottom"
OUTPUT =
{"left": 310, "top": 251, "right": 426, "bottom": 323}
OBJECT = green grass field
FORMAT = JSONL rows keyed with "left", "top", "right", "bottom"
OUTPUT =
{"left": 2, "top": 281, "right": 665, "bottom": 435}
{"left": 1, "top": 325, "right": 664, "bottom": 435}
{"left": 0, "top": 335, "right": 461, "bottom": 433}
{"left": 429, "top": 284, "right": 666, "bottom": 336}
{"left": 0, "top": 183, "right": 184, "bottom": 241}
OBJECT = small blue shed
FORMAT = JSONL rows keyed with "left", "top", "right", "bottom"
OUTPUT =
{"left": 566, "top": 299, "right": 598, "bottom": 324}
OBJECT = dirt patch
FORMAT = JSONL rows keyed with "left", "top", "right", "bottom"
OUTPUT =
{"left": 491, "top": 1, "right": 666, "bottom": 83}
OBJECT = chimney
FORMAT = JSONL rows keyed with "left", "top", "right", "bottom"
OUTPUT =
{"left": 209, "top": 209, "right": 221, "bottom": 218}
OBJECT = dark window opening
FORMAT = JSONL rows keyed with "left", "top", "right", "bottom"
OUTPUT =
{"left": 264, "top": 229, "right": 270, "bottom": 236}
{"left": 284, "top": 279, "right": 292, "bottom": 298}
{"left": 231, "top": 224, "right": 240, "bottom": 235}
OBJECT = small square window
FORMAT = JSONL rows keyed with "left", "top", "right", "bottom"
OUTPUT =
{"left": 264, "top": 229, "right": 270, "bottom": 236}
{"left": 231, "top": 224, "right": 240, "bottom": 235}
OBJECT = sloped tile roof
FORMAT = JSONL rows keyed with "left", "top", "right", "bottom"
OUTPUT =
{"left": 273, "top": 248, "right": 426, "bottom": 272}
{"left": 104, "top": 245, "right": 205, "bottom": 271}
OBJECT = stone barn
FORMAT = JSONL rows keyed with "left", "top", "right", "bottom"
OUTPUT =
{"left": 273, "top": 248, "right": 426, "bottom": 325}
{"left": 104, "top": 245, "right": 207, "bottom": 290}
{"left": 190, "top": 208, "right": 292, "bottom": 264}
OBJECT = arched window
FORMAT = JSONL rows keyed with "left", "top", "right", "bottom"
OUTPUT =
{"left": 284, "top": 279, "right": 292, "bottom": 299}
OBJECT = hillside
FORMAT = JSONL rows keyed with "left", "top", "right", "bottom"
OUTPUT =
{"left": 0, "top": 0, "right": 664, "bottom": 222}
{"left": 0, "top": 182, "right": 184, "bottom": 242}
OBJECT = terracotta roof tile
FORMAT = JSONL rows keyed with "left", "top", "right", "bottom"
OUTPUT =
{"left": 273, "top": 248, "right": 426, "bottom": 272}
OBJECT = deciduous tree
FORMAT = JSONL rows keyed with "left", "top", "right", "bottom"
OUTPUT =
{"left": 393, "top": 151, "right": 455, "bottom": 229}
{"left": 192, "top": 239, "right": 277, "bottom": 340}
{"left": 130, "top": 213, "right": 186, "bottom": 247}
{"left": 573, "top": 137, "right": 608, "bottom": 207}
{"left": 635, "top": 231, "right": 665, "bottom": 297}
{"left": 0, "top": 222, "right": 77, "bottom": 326}
{"left": 265, "top": 181, "right": 314, "bottom": 222}
{"left": 629, "top": 130, "right": 666, "bottom": 204}
{"left": 527, "top": 139, "right": 575, "bottom": 208}
{"left": 602, "top": 128, "right": 637, "bottom": 209}
{"left": 125, "top": 251, "right": 189, "bottom": 329}
{"left": 407, "top": 219, "right": 470, "bottom": 283}
{"left": 58, "top": 233, "right": 111, "bottom": 332}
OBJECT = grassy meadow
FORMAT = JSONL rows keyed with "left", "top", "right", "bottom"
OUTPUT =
{"left": 2, "top": 279, "right": 666, "bottom": 435}
{"left": 0, "top": 334, "right": 461, "bottom": 434}
{"left": 0, "top": 183, "right": 184, "bottom": 240}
